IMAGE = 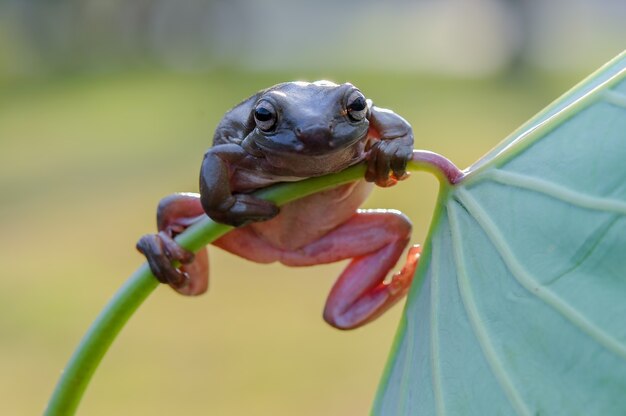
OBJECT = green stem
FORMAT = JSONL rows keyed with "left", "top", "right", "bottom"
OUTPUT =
{"left": 44, "top": 151, "right": 461, "bottom": 416}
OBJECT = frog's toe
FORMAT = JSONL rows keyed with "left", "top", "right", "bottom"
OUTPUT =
{"left": 217, "top": 194, "right": 279, "bottom": 227}
{"left": 390, "top": 146, "right": 412, "bottom": 179}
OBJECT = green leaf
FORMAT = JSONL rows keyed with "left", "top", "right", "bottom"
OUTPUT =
{"left": 373, "top": 51, "right": 626, "bottom": 415}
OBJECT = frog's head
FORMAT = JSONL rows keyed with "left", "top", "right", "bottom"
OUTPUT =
{"left": 244, "top": 81, "right": 370, "bottom": 160}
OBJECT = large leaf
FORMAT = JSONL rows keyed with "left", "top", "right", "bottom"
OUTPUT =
{"left": 373, "top": 51, "right": 626, "bottom": 415}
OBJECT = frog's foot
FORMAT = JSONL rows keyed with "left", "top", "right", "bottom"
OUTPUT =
{"left": 137, "top": 232, "right": 208, "bottom": 296}
{"left": 137, "top": 193, "right": 209, "bottom": 296}
{"left": 387, "top": 244, "right": 421, "bottom": 296}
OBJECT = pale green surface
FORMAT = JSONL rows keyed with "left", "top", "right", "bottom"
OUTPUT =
{"left": 374, "top": 52, "right": 626, "bottom": 415}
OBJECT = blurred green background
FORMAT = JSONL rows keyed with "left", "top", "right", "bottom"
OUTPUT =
{"left": 0, "top": 1, "right": 624, "bottom": 415}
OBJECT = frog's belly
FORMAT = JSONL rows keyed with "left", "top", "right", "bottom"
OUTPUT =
{"left": 248, "top": 180, "right": 374, "bottom": 251}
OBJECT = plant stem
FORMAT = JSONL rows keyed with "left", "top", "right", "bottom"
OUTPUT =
{"left": 44, "top": 151, "right": 460, "bottom": 416}
{"left": 410, "top": 150, "right": 464, "bottom": 184}
{"left": 44, "top": 264, "right": 158, "bottom": 416}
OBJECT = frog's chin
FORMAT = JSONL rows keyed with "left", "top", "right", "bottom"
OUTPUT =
{"left": 260, "top": 139, "right": 367, "bottom": 177}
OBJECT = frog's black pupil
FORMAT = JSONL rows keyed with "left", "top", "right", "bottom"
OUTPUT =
{"left": 255, "top": 107, "right": 273, "bottom": 121}
{"left": 349, "top": 96, "right": 366, "bottom": 111}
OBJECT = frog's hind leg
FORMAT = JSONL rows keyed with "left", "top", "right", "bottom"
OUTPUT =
{"left": 137, "top": 193, "right": 209, "bottom": 296}
{"left": 214, "top": 209, "right": 419, "bottom": 330}
{"left": 287, "top": 209, "right": 420, "bottom": 330}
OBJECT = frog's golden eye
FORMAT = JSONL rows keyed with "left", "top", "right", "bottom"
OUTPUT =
{"left": 254, "top": 101, "right": 277, "bottom": 131}
{"left": 346, "top": 90, "right": 368, "bottom": 122}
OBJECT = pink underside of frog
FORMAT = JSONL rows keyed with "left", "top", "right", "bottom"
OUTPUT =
{"left": 158, "top": 180, "right": 420, "bottom": 330}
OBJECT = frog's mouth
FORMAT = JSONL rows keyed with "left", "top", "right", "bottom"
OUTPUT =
{"left": 257, "top": 135, "right": 369, "bottom": 177}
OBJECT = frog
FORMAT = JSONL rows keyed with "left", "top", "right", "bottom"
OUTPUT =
{"left": 136, "top": 80, "right": 421, "bottom": 330}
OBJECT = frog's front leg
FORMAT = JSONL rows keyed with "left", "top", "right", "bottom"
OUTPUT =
{"left": 214, "top": 210, "right": 420, "bottom": 329}
{"left": 137, "top": 193, "right": 209, "bottom": 296}
{"left": 200, "top": 144, "right": 279, "bottom": 227}
{"left": 366, "top": 105, "right": 414, "bottom": 187}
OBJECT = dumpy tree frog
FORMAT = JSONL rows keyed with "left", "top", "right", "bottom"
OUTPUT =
{"left": 137, "top": 80, "right": 420, "bottom": 329}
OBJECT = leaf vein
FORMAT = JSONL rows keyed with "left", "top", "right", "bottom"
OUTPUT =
{"left": 604, "top": 88, "right": 626, "bottom": 108}
{"left": 430, "top": 232, "right": 446, "bottom": 416}
{"left": 447, "top": 201, "right": 532, "bottom": 416}
{"left": 398, "top": 301, "right": 417, "bottom": 415}
{"left": 481, "top": 169, "right": 626, "bottom": 215}
{"left": 454, "top": 187, "right": 626, "bottom": 361}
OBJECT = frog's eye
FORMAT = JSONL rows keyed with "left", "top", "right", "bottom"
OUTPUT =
{"left": 254, "top": 101, "right": 277, "bottom": 131}
{"left": 346, "top": 90, "right": 368, "bottom": 121}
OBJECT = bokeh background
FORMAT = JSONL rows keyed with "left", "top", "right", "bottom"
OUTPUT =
{"left": 1, "top": 1, "right": 624, "bottom": 414}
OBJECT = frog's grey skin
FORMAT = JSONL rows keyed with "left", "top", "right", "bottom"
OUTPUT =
{"left": 137, "top": 80, "right": 420, "bottom": 330}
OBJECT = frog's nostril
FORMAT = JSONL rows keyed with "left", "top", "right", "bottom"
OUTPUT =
{"left": 295, "top": 125, "right": 331, "bottom": 143}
